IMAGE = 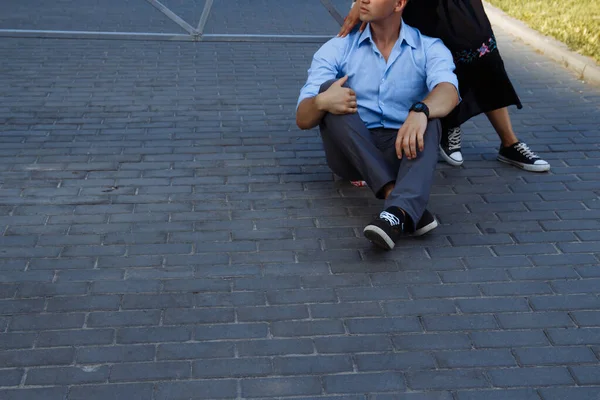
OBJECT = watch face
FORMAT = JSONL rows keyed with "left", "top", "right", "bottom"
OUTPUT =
{"left": 414, "top": 103, "right": 424, "bottom": 111}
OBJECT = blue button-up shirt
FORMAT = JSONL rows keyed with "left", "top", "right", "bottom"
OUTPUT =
{"left": 298, "top": 21, "right": 459, "bottom": 130}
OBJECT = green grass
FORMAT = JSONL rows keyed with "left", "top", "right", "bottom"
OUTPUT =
{"left": 486, "top": 0, "right": 600, "bottom": 64}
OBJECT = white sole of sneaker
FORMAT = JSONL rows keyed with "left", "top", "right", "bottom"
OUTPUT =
{"left": 438, "top": 144, "right": 464, "bottom": 167}
{"left": 497, "top": 155, "right": 551, "bottom": 172}
{"left": 363, "top": 225, "right": 395, "bottom": 251}
{"left": 412, "top": 218, "right": 439, "bottom": 237}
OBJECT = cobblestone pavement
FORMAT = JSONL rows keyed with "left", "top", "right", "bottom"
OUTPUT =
{"left": 0, "top": 1, "right": 599, "bottom": 399}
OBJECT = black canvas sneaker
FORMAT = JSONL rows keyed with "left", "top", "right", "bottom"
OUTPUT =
{"left": 497, "top": 141, "right": 550, "bottom": 172}
{"left": 413, "top": 209, "right": 438, "bottom": 237}
{"left": 439, "top": 127, "right": 464, "bottom": 166}
{"left": 363, "top": 208, "right": 407, "bottom": 251}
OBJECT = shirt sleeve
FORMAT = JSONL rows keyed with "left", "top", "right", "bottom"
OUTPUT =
{"left": 424, "top": 38, "right": 460, "bottom": 99}
{"left": 297, "top": 38, "right": 346, "bottom": 109}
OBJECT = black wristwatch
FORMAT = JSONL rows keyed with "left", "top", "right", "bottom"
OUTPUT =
{"left": 410, "top": 102, "right": 430, "bottom": 119}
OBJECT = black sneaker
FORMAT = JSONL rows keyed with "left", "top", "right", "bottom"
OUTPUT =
{"left": 439, "top": 127, "right": 464, "bottom": 166}
{"left": 413, "top": 209, "right": 438, "bottom": 237}
{"left": 497, "top": 141, "right": 550, "bottom": 172}
{"left": 363, "top": 208, "right": 406, "bottom": 251}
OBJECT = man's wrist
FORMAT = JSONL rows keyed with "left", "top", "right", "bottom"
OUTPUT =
{"left": 409, "top": 101, "right": 430, "bottom": 119}
{"left": 408, "top": 110, "right": 428, "bottom": 122}
{"left": 315, "top": 94, "right": 327, "bottom": 113}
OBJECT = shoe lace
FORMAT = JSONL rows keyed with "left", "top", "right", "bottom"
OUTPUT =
{"left": 515, "top": 142, "right": 538, "bottom": 159}
{"left": 447, "top": 127, "right": 462, "bottom": 151}
{"left": 379, "top": 211, "right": 401, "bottom": 226}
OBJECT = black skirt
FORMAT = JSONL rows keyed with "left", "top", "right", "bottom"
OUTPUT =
{"left": 403, "top": 0, "right": 522, "bottom": 129}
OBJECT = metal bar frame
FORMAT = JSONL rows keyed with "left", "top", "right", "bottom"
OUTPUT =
{"left": 319, "top": 0, "right": 345, "bottom": 26}
{"left": 196, "top": 0, "right": 214, "bottom": 35}
{"left": 0, "top": 29, "right": 331, "bottom": 43}
{"left": 0, "top": 0, "right": 345, "bottom": 43}
{"left": 145, "top": 0, "right": 199, "bottom": 35}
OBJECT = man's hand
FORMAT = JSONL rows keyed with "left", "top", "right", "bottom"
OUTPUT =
{"left": 395, "top": 111, "right": 428, "bottom": 160}
{"left": 315, "top": 76, "right": 357, "bottom": 115}
{"left": 338, "top": 2, "right": 367, "bottom": 38}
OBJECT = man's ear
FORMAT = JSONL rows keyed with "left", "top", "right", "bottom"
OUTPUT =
{"left": 395, "top": 0, "right": 409, "bottom": 12}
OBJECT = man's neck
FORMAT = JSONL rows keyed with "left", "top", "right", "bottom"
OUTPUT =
{"left": 369, "top": 16, "right": 402, "bottom": 51}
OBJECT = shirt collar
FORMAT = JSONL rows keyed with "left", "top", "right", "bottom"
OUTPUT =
{"left": 358, "top": 19, "right": 417, "bottom": 49}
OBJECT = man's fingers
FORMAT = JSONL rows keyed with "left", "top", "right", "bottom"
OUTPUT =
{"left": 409, "top": 134, "right": 417, "bottom": 159}
{"left": 395, "top": 136, "right": 403, "bottom": 159}
{"left": 338, "top": 22, "right": 351, "bottom": 37}
{"left": 417, "top": 131, "right": 425, "bottom": 152}
{"left": 403, "top": 135, "right": 411, "bottom": 159}
{"left": 335, "top": 75, "right": 349, "bottom": 86}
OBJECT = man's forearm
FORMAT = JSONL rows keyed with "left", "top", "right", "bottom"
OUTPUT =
{"left": 296, "top": 96, "right": 326, "bottom": 130}
{"left": 422, "top": 82, "right": 459, "bottom": 119}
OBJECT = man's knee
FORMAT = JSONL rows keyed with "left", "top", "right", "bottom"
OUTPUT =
{"left": 319, "top": 78, "right": 351, "bottom": 94}
{"left": 319, "top": 79, "right": 337, "bottom": 94}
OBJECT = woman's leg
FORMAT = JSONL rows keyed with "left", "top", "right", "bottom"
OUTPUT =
{"left": 485, "top": 107, "right": 519, "bottom": 147}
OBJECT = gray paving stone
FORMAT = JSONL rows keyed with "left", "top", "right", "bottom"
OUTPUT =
{"left": 237, "top": 338, "right": 314, "bottom": 357}
{"left": 242, "top": 376, "right": 322, "bottom": 397}
{"left": 109, "top": 361, "right": 190, "bottom": 382}
{"left": 0, "top": 368, "right": 23, "bottom": 386}
{"left": 273, "top": 355, "right": 353, "bottom": 375}
{"left": 356, "top": 352, "right": 436, "bottom": 371}
{"left": 435, "top": 349, "right": 517, "bottom": 368}
{"left": 0, "top": 388, "right": 67, "bottom": 400}
{"left": 514, "top": 346, "right": 598, "bottom": 366}
{"left": 538, "top": 387, "right": 600, "bottom": 400}
{"left": 324, "top": 372, "right": 405, "bottom": 393}
{"left": 76, "top": 345, "right": 156, "bottom": 364}
{"left": 546, "top": 328, "right": 600, "bottom": 345}
{"left": 271, "top": 320, "right": 345, "bottom": 337}
{"left": 0, "top": 348, "right": 74, "bottom": 367}
{"left": 69, "top": 383, "right": 155, "bottom": 400}
{"left": 26, "top": 365, "right": 110, "bottom": 385}
{"left": 407, "top": 370, "right": 489, "bottom": 390}
{"left": 37, "top": 328, "right": 114, "bottom": 347}
{"left": 488, "top": 366, "right": 574, "bottom": 387}
{"left": 393, "top": 333, "right": 472, "bottom": 350}
{"left": 497, "top": 312, "right": 576, "bottom": 329}
{"left": 315, "top": 335, "right": 393, "bottom": 354}
{"left": 455, "top": 389, "right": 541, "bottom": 400}
{"left": 470, "top": 330, "right": 549, "bottom": 348}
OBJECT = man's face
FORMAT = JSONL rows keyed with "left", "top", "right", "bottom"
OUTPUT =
{"left": 358, "top": 0, "right": 404, "bottom": 23}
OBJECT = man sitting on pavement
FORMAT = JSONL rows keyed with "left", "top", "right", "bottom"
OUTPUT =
{"left": 296, "top": 0, "right": 460, "bottom": 250}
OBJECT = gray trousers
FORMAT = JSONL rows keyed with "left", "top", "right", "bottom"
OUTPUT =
{"left": 318, "top": 80, "right": 441, "bottom": 226}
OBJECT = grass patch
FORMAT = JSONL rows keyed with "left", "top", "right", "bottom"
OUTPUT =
{"left": 486, "top": 0, "right": 600, "bottom": 64}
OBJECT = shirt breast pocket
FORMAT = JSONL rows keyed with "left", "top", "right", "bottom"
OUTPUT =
{"left": 387, "top": 79, "right": 427, "bottom": 108}
{"left": 395, "top": 79, "right": 426, "bottom": 90}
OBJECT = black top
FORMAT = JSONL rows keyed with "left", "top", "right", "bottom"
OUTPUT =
{"left": 403, "top": 0, "right": 494, "bottom": 52}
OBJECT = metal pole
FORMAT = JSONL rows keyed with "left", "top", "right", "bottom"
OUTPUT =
{"left": 320, "top": 0, "right": 345, "bottom": 26}
{"left": 0, "top": 29, "right": 194, "bottom": 41}
{"left": 200, "top": 33, "right": 330, "bottom": 42}
{"left": 0, "top": 29, "right": 330, "bottom": 43}
{"left": 145, "top": 0, "right": 199, "bottom": 35}
{"left": 196, "top": 0, "right": 214, "bottom": 35}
